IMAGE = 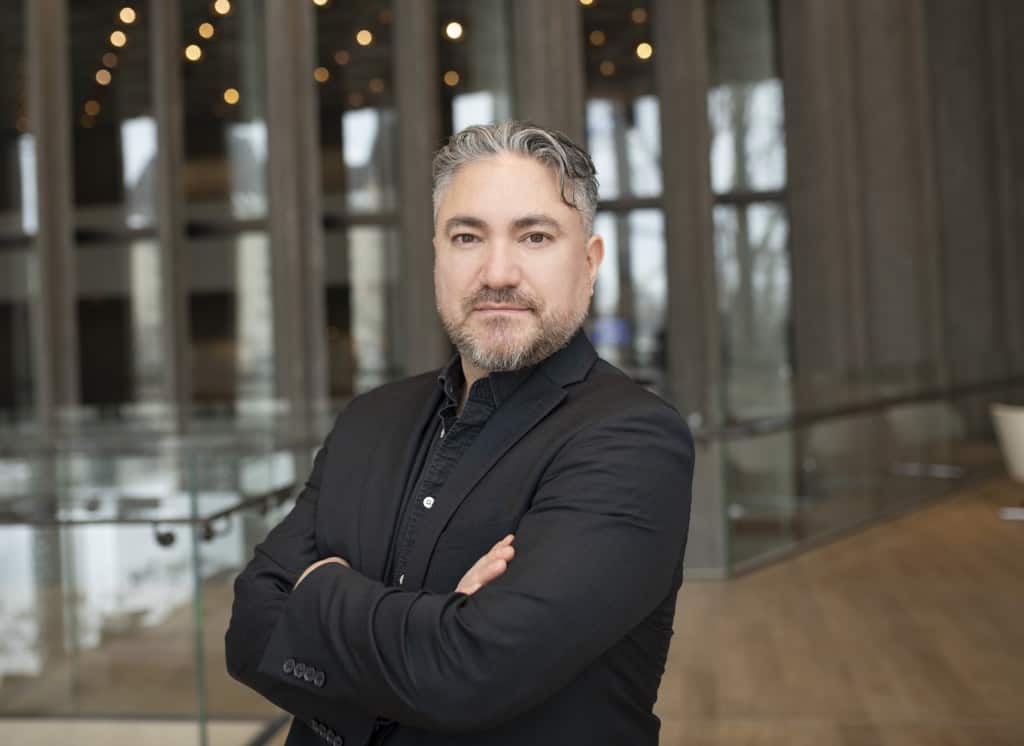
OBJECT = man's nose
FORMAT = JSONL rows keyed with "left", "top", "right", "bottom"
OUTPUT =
{"left": 480, "top": 240, "right": 521, "bottom": 288}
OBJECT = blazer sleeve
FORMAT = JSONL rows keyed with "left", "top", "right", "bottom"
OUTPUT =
{"left": 252, "top": 401, "right": 694, "bottom": 734}
{"left": 223, "top": 424, "right": 378, "bottom": 746}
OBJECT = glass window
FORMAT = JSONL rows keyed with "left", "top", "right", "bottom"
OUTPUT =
{"left": 437, "top": 0, "right": 514, "bottom": 135}
{"left": 582, "top": 0, "right": 666, "bottom": 389}
{"left": 314, "top": 1, "right": 401, "bottom": 400}
{"left": 181, "top": 0, "right": 274, "bottom": 419}
{"left": 0, "top": 0, "right": 35, "bottom": 425}
{"left": 708, "top": 0, "right": 791, "bottom": 421}
{"left": 68, "top": 1, "right": 166, "bottom": 422}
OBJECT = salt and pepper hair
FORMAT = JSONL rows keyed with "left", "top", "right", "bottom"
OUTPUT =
{"left": 432, "top": 120, "right": 600, "bottom": 236}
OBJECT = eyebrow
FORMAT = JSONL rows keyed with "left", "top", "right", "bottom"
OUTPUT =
{"left": 442, "top": 213, "right": 565, "bottom": 235}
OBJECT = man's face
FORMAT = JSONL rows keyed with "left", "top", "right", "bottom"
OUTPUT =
{"left": 433, "top": 153, "right": 604, "bottom": 373}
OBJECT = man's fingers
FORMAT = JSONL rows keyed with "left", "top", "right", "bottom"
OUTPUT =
{"left": 455, "top": 536, "right": 516, "bottom": 595}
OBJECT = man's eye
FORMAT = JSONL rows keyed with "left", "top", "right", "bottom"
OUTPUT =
{"left": 524, "top": 233, "right": 550, "bottom": 245}
{"left": 452, "top": 234, "right": 479, "bottom": 244}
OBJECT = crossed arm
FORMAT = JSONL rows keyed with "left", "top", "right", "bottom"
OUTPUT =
{"left": 225, "top": 403, "right": 693, "bottom": 734}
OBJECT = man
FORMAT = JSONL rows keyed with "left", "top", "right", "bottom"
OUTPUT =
{"left": 225, "top": 121, "right": 694, "bottom": 746}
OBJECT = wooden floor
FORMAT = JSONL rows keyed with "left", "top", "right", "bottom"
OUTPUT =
{"left": 656, "top": 477, "right": 1024, "bottom": 746}
{"left": 3, "top": 477, "right": 1023, "bottom": 745}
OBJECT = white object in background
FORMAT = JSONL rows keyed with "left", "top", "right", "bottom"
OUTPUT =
{"left": 991, "top": 403, "right": 1024, "bottom": 522}
{"left": 991, "top": 403, "right": 1024, "bottom": 482}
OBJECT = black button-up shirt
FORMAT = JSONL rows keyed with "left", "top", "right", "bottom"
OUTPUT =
{"left": 382, "top": 354, "right": 533, "bottom": 588}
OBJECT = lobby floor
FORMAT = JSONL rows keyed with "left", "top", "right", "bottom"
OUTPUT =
{"left": 3, "top": 476, "right": 1022, "bottom": 745}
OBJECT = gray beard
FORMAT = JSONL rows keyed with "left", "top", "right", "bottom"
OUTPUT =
{"left": 441, "top": 305, "right": 586, "bottom": 372}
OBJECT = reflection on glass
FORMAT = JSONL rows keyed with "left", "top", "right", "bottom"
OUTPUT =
{"left": 0, "top": 1, "right": 32, "bottom": 237}
{"left": 591, "top": 210, "right": 666, "bottom": 385}
{"left": 315, "top": 0, "right": 397, "bottom": 214}
{"left": 0, "top": 251, "right": 35, "bottom": 424}
{"left": 438, "top": 0, "right": 513, "bottom": 134}
{"left": 708, "top": 0, "right": 786, "bottom": 193}
{"left": 587, "top": 96, "right": 661, "bottom": 200}
{"left": 182, "top": 0, "right": 268, "bottom": 221}
{"left": 713, "top": 202, "right": 791, "bottom": 419}
{"left": 324, "top": 227, "right": 399, "bottom": 399}
{"left": 188, "top": 232, "right": 275, "bottom": 416}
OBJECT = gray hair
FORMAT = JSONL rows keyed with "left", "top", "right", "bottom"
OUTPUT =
{"left": 432, "top": 120, "right": 599, "bottom": 236}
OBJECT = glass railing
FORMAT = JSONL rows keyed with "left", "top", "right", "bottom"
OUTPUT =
{"left": 0, "top": 435, "right": 320, "bottom": 745}
{"left": 707, "top": 378, "right": 1024, "bottom": 573}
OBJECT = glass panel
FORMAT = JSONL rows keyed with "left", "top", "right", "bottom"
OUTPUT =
{"left": 67, "top": 2, "right": 168, "bottom": 425}
{"left": 708, "top": 0, "right": 787, "bottom": 194}
{"left": 0, "top": 3, "right": 35, "bottom": 428}
{"left": 181, "top": 1, "right": 274, "bottom": 425}
{"left": 438, "top": 0, "right": 513, "bottom": 134}
{"left": 324, "top": 226, "right": 400, "bottom": 400}
{"left": 583, "top": 1, "right": 661, "bottom": 200}
{"left": 0, "top": 250, "right": 35, "bottom": 426}
{"left": 314, "top": 0, "right": 398, "bottom": 215}
{"left": 591, "top": 209, "right": 667, "bottom": 389}
{"left": 188, "top": 231, "right": 275, "bottom": 422}
{"left": 182, "top": 0, "right": 268, "bottom": 222}
{"left": 0, "top": 0, "right": 33, "bottom": 237}
{"left": 713, "top": 201, "right": 792, "bottom": 419}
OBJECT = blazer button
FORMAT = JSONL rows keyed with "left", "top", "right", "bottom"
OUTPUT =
{"left": 332, "top": 735, "right": 344, "bottom": 746}
{"left": 314, "top": 670, "right": 326, "bottom": 688}
{"left": 422, "top": 496, "right": 435, "bottom": 509}
{"left": 282, "top": 658, "right": 295, "bottom": 675}
{"left": 294, "top": 662, "right": 306, "bottom": 677}
{"left": 303, "top": 667, "right": 315, "bottom": 682}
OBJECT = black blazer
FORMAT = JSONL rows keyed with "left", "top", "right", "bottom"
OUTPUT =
{"left": 225, "top": 331, "right": 694, "bottom": 746}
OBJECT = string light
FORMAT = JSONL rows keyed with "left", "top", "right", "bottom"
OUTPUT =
{"left": 599, "top": 60, "right": 615, "bottom": 76}
{"left": 631, "top": 7, "right": 648, "bottom": 24}
{"left": 333, "top": 50, "right": 350, "bottom": 65}
{"left": 119, "top": 7, "right": 136, "bottom": 24}
{"left": 110, "top": 30, "right": 127, "bottom": 47}
{"left": 445, "top": 21, "right": 464, "bottom": 40}
{"left": 635, "top": 42, "right": 653, "bottom": 60}
{"left": 347, "top": 92, "right": 364, "bottom": 108}
{"left": 198, "top": 22, "right": 215, "bottom": 39}
{"left": 102, "top": 52, "right": 118, "bottom": 67}
{"left": 443, "top": 70, "right": 460, "bottom": 87}
{"left": 213, "top": 0, "right": 231, "bottom": 16}
{"left": 223, "top": 88, "right": 240, "bottom": 104}
{"left": 355, "top": 29, "right": 373, "bottom": 46}
{"left": 314, "top": 66, "right": 330, "bottom": 83}
{"left": 579, "top": 0, "right": 594, "bottom": 6}
{"left": 185, "top": 44, "right": 202, "bottom": 61}
{"left": 589, "top": 30, "right": 606, "bottom": 46}
{"left": 313, "top": 0, "right": 328, "bottom": 6}
{"left": 96, "top": 69, "right": 112, "bottom": 85}
{"left": 84, "top": 100, "right": 101, "bottom": 116}
{"left": 368, "top": 77, "right": 385, "bottom": 94}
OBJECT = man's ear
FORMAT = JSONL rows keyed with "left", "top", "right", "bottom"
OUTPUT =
{"left": 585, "top": 233, "right": 605, "bottom": 293}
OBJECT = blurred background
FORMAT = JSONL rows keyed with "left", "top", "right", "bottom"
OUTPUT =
{"left": 1, "top": 0, "right": 1023, "bottom": 744}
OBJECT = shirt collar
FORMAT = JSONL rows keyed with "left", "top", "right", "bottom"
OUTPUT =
{"left": 436, "top": 354, "right": 537, "bottom": 409}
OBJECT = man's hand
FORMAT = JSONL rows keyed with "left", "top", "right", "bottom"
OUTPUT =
{"left": 455, "top": 534, "right": 515, "bottom": 595}
{"left": 294, "top": 556, "right": 349, "bottom": 590}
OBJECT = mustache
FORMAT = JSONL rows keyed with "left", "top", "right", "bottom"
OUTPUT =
{"left": 463, "top": 287, "right": 539, "bottom": 312}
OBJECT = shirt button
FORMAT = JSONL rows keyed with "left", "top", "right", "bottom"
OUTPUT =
{"left": 422, "top": 496, "right": 435, "bottom": 509}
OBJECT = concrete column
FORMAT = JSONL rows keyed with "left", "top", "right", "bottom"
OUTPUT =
{"left": 510, "top": 0, "right": 586, "bottom": 141}
{"left": 394, "top": 0, "right": 449, "bottom": 376}
{"left": 27, "top": 0, "right": 78, "bottom": 436}
{"left": 266, "top": 1, "right": 329, "bottom": 435}
{"left": 151, "top": 0, "right": 190, "bottom": 431}
{"left": 655, "top": 0, "right": 727, "bottom": 576}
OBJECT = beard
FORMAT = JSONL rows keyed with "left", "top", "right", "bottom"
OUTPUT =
{"left": 438, "top": 286, "right": 587, "bottom": 372}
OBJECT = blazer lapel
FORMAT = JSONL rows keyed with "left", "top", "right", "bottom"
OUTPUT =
{"left": 356, "top": 377, "right": 444, "bottom": 582}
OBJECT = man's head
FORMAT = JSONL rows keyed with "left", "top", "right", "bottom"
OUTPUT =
{"left": 432, "top": 121, "right": 604, "bottom": 375}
